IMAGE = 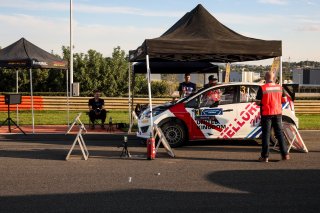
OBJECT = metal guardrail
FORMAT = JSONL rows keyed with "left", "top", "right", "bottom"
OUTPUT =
{"left": 294, "top": 100, "right": 320, "bottom": 114}
{"left": 42, "top": 96, "right": 172, "bottom": 111}
{"left": 1, "top": 96, "right": 319, "bottom": 114}
{"left": 43, "top": 97, "right": 320, "bottom": 114}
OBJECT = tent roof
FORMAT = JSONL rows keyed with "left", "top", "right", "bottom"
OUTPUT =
{"left": 0, "top": 38, "right": 68, "bottom": 69}
{"left": 133, "top": 61, "right": 219, "bottom": 74}
{"left": 129, "top": 4, "right": 281, "bottom": 63}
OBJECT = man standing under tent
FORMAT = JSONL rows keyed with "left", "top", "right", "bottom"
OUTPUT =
{"left": 256, "top": 72, "right": 290, "bottom": 162}
{"left": 178, "top": 73, "right": 197, "bottom": 98}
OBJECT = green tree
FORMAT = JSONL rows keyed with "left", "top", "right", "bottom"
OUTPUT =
{"left": 134, "top": 74, "right": 148, "bottom": 96}
{"left": 0, "top": 68, "right": 16, "bottom": 92}
{"left": 103, "top": 47, "right": 129, "bottom": 96}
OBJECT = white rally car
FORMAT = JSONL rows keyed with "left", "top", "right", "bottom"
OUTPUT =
{"left": 137, "top": 83, "right": 298, "bottom": 147}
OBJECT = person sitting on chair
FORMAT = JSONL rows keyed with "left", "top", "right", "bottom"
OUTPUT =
{"left": 88, "top": 90, "right": 107, "bottom": 129}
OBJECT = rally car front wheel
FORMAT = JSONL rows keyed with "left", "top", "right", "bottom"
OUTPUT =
{"left": 160, "top": 122, "right": 187, "bottom": 148}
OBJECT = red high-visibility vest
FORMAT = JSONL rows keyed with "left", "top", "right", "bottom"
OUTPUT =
{"left": 261, "top": 83, "right": 283, "bottom": 116}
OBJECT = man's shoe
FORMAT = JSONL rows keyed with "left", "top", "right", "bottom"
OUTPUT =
{"left": 282, "top": 154, "right": 290, "bottom": 160}
{"left": 258, "top": 157, "right": 268, "bottom": 163}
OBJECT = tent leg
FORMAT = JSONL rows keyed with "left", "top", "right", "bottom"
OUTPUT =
{"left": 29, "top": 68, "right": 35, "bottom": 133}
{"left": 128, "top": 61, "right": 131, "bottom": 133}
{"left": 16, "top": 69, "right": 19, "bottom": 125}
{"left": 66, "top": 69, "right": 70, "bottom": 126}
{"left": 128, "top": 64, "right": 136, "bottom": 134}
{"left": 146, "top": 55, "right": 154, "bottom": 137}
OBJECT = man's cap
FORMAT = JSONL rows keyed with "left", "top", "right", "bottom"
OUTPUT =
{"left": 208, "top": 75, "right": 217, "bottom": 81}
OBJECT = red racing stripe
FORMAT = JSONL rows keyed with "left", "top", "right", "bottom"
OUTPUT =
{"left": 169, "top": 103, "right": 205, "bottom": 140}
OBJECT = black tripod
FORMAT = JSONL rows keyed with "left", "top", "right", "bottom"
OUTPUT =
{"left": 119, "top": 136, "right": 131, "bottom": 158}
{"left": 0, "top": 104, "right": 26, "bottom": 135}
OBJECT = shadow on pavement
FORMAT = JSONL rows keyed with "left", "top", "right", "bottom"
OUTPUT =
{"left": 0, "top": 134, "right": 143, "bottom": 147}
{"left": 0, "top": 149, "right": 149, "bottom": 161}
{"left": 176, "top": 155, "right": 259, "bottom": 163}
{"left": 179, "top": 146, "right": 260, "bottom": 153}
{"left": 0, "top": 169, "right": 318, "bottom": 213}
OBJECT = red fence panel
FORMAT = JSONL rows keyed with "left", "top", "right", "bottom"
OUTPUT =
{"left": 0, "top": 96, "right": 44, "bottom": 111}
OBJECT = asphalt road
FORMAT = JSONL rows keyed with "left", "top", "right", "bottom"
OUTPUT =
{"left": 0, "top": 131, "right": 319, "bottom": 213}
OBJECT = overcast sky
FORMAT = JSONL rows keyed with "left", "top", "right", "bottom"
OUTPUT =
{"left": 0, "top": 0, "right": 319, "bottom": 65}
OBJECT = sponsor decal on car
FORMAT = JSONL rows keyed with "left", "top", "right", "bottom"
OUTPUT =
{"left": 194, "top": 108, "right": 223, "bottom": 118}
{"left": 219, "top": 103, "right": 260, "bottom": 139}
{"left": 192, "top": 108, "right": 226, "bottom": 131}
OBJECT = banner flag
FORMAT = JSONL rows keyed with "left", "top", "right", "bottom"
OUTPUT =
{"left": 270, "top": 57, "right": 280, "bottom": 77}
{"left": 225, "top": 63, "right": 231, "bottom": 83}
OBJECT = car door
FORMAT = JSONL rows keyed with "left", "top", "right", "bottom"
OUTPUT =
{"left": 233, "top": 85, "right": 261, "bottom": 139}
{"left": 185, "top": 85, "right": 238, "bottom": 139}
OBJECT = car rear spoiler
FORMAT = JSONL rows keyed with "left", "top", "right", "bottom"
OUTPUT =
{"left": 283, "top": 83, "right": 299, "bottom": 101}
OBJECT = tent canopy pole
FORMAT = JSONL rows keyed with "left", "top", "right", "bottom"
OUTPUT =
{"left": 128, "top": 61, "right": 132, "bottom": 133}
{"left": 29, "top": 68, "right": 35, "bottom": 133}
{"left": 146, "top": 55, "right": 154, "bottom": 137}
{"left": 16, "top": 69, "right": 19, "bottom": 125}
{"left": 66, "top": 69, "right": 70, "bottom": 126}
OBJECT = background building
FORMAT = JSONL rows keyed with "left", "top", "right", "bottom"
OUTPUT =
{"left": 293, "top": 68, "right": 320, "bottom": 85}
{"left": 219, "top": 71, "right": 260, "bottom": 83}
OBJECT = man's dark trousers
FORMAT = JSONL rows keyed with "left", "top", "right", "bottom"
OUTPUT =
{"left": 261, "top": 115, "right": 288, "bottom": 158}
{"left": 89, "top": 109, "right": 106, "bottom": 124}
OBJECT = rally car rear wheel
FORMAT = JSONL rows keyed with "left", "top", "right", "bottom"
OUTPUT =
{"left": 161, "top": 122, "right": 187, "bottom": 148}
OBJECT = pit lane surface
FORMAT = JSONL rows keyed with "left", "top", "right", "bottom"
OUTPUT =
{"left": 0, "top": 131, "right": 319, "bottom": 213}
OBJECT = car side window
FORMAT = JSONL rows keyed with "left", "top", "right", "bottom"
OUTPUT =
{"left": 218, "top": 86, "right": 236, "bottom": 105}
{"left": 185, "top": 96, "right": 200, "bottom": 108}
{"left": 240, "top": 85, "right": 259, "bottom": 103}
{"left": 197, "top": 86, "right": 236, "bottom": 107}
{"left": 198, "top": 87, "right": 221, "bottom": 108}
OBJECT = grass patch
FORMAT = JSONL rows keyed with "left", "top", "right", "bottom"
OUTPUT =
{"left": 0, "top": 110, "right": 129, "bottom": 125}
{"left": 296, "top": 114, "right": 320, "bottom": 130}
{"left": 0, "top": 110, "right": 319, "bottom": 130}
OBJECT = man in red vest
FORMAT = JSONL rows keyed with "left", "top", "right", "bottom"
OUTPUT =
{"left": 256, "top": 72, "right": 290, "bottom": 162}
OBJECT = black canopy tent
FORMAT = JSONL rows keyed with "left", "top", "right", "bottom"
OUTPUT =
{"left": 0, "top": 38, "right": 68, "bottom": 132}
{"left": 129, "top": 4, "right": 281, "bottom": 63}
{"left": 128, "top": 4, "right": 282, "bottom": 134}
{"left": 132, "top": 61, "right": 218, "bottom": 74}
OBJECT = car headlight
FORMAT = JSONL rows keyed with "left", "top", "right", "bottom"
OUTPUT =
{"left": 140, "top": 109, "right": 165, "bottom": 119}
{"left": 151, "top": 110, "right": 165, "bottom": 117}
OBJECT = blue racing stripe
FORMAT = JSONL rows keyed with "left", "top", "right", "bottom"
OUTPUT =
{"left": 245, "top": 126, "right": 262, "bottom": 139}
{"left": 249, "top": 127, "right": 262, "bottom": 138}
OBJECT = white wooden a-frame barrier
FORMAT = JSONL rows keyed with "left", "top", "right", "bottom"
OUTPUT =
{"left": 66, "top": 124, "right": 89, "bottom": 160}
{"left": 273, "top": 122, "right": 308, "bottom": 153}
{"left": 65, "top": 113, "right": 89, "bottom": 160}
{"left": 154, "top": 124, "right": 175, "bottom": 158}
{"left": 66, "top": 112, "right": 87, "bottom": 135}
